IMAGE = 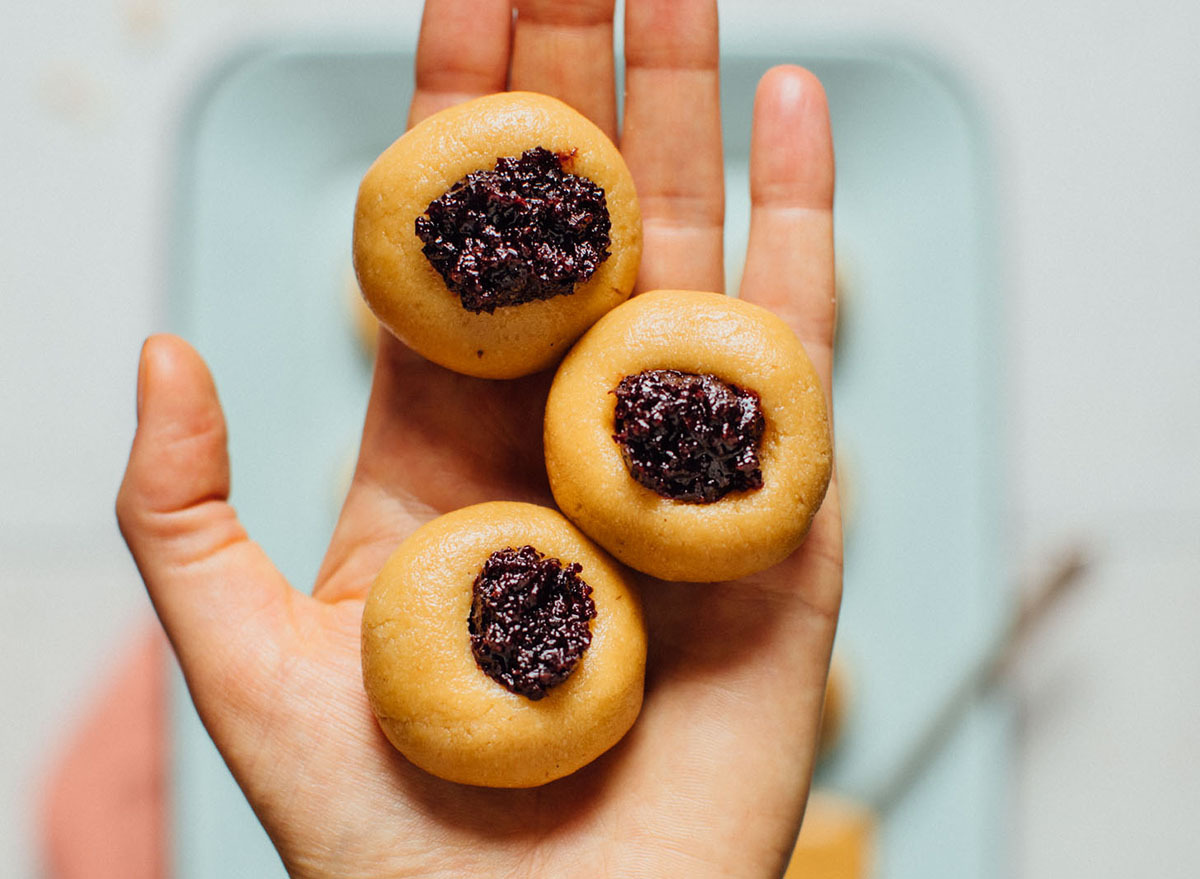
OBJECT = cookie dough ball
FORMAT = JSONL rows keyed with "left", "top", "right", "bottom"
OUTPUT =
{"left": 344, "top": 263, "right": 379, "bottom": 360}
{"left": 353, "top": 92, "right": 642, "bottom": 379}
{"left": 361, "top": 502, "right": 646, "bottom": 788}
{"left": 544, "top": 290, "right": 832, "bottom": 583}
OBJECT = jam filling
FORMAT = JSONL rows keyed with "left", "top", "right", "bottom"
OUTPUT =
{"left": 612, "top": 369, "right": 766, "bottom": 504}
{"left": 415, "top": 147, "right": 612, "bottom": 314}
{"left": 468, "top": 545, "right": 596, "bottom": 701}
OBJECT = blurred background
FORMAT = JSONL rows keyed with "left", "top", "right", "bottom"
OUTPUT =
{"left": 2, "top": 0, "right": 1197, "bottom": 876}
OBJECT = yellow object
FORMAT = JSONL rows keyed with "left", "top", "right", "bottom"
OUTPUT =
{"left": 783, "top": 792, "right": 875, "bottom": 879}
{"left": 361, "top": 502, "right": 647, "bottom": 787}
{"left": 345, "top": 265, "right": 379, "bottom": 360}
{"left": 544, "top": 289, "right": 832, "bottom": 583}
{"left": 817, "top": 654, "right": 849, "bottom": 757}
{"left": 353, "top": 92, "right": 642, "bottom": 379}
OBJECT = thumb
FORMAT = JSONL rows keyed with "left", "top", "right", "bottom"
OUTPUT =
{"left": 116, "top": 335, "right": 295, "bottom": 722}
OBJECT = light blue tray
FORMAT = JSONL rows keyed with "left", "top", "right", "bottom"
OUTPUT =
{"left": 170, "top": 37, "right": 1006, "bottom": 878}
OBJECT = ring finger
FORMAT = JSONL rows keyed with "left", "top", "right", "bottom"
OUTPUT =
{"left": 621, "top": 0, "right": 724, "bottom": 294}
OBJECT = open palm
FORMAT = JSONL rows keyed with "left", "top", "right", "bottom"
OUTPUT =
{"left": 117, "top": 1, "right": 841, "bottom": 876}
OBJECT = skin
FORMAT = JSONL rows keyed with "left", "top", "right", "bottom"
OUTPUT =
{"left": 115, "top": 1, "right": 842, "bottom": 877}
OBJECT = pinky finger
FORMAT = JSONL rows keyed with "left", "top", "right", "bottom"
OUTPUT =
{"left": 738, "top": 65, "right": 836, "bottom": 400}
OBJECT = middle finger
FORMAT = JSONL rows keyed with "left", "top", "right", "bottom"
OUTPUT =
{"left": 509, "top": 0, "right": 618, "bottom": 138}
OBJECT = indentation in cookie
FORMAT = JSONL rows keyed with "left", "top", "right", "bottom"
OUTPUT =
{"left": 415, "top": 147, "right": 612, "bottom": 313}
{"left": 612, "top": 368, "right": 766, "bottom": 504}
{"left": 469, "top": 545, "right": 596, "bottom": 700}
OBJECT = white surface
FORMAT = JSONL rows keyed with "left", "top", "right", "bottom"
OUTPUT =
{"left": 2, "top": 1, "right": 1198, "bottom": 877}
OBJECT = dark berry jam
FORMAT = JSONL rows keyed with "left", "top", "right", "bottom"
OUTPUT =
{"left": 415, "top": 147, "right": 612, "bottom": 314}
{"left": 612, "top": 369, "right": 766, "bottom": 504}
{"left": 468, "top": 545, "right": 596, "bottom": 700}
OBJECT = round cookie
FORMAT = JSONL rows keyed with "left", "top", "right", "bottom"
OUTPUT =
{"left": 544, "top": 289, "right": 832, "bottom": 583}
{"left": 361, "top": 501, "right": 646, "bottom": 788}
{"left": 344, "top": 262, "right": 379, "bottom": 361}
{"left": 353, "top": 92, "right": 642, "bottom": 379}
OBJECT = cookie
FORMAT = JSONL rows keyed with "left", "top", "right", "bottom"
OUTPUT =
{"left": 544, "top": 289, "right": 832, "bottom": 582}
{"left": 361, "top": 502, "right": 646, "bottom": 788}
{"left": 353, "top": 92, "right": 642, "bottom": 379}
{"left": 344, "top": 262, "right": 378, "bottom": 361}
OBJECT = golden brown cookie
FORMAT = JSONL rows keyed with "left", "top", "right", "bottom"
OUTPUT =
{"left": 344, "top": 262, "right": 378, "bottom": 360}
{"left": 361, "top": 502, "right": 646, "bottom": 788}
{"left": 353, "top": 92, "right": 642, "bottom": 379}
{"left": 544, "top": 289, "right": 832, "bottom": 583}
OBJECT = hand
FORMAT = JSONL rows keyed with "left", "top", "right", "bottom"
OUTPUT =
{"left": 116, "top": 1, "right": 841, "bottom": 876}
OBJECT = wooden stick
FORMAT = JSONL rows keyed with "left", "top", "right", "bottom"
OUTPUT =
{"left": 868, "top": 546, "right": 1090, "bottom": 814}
